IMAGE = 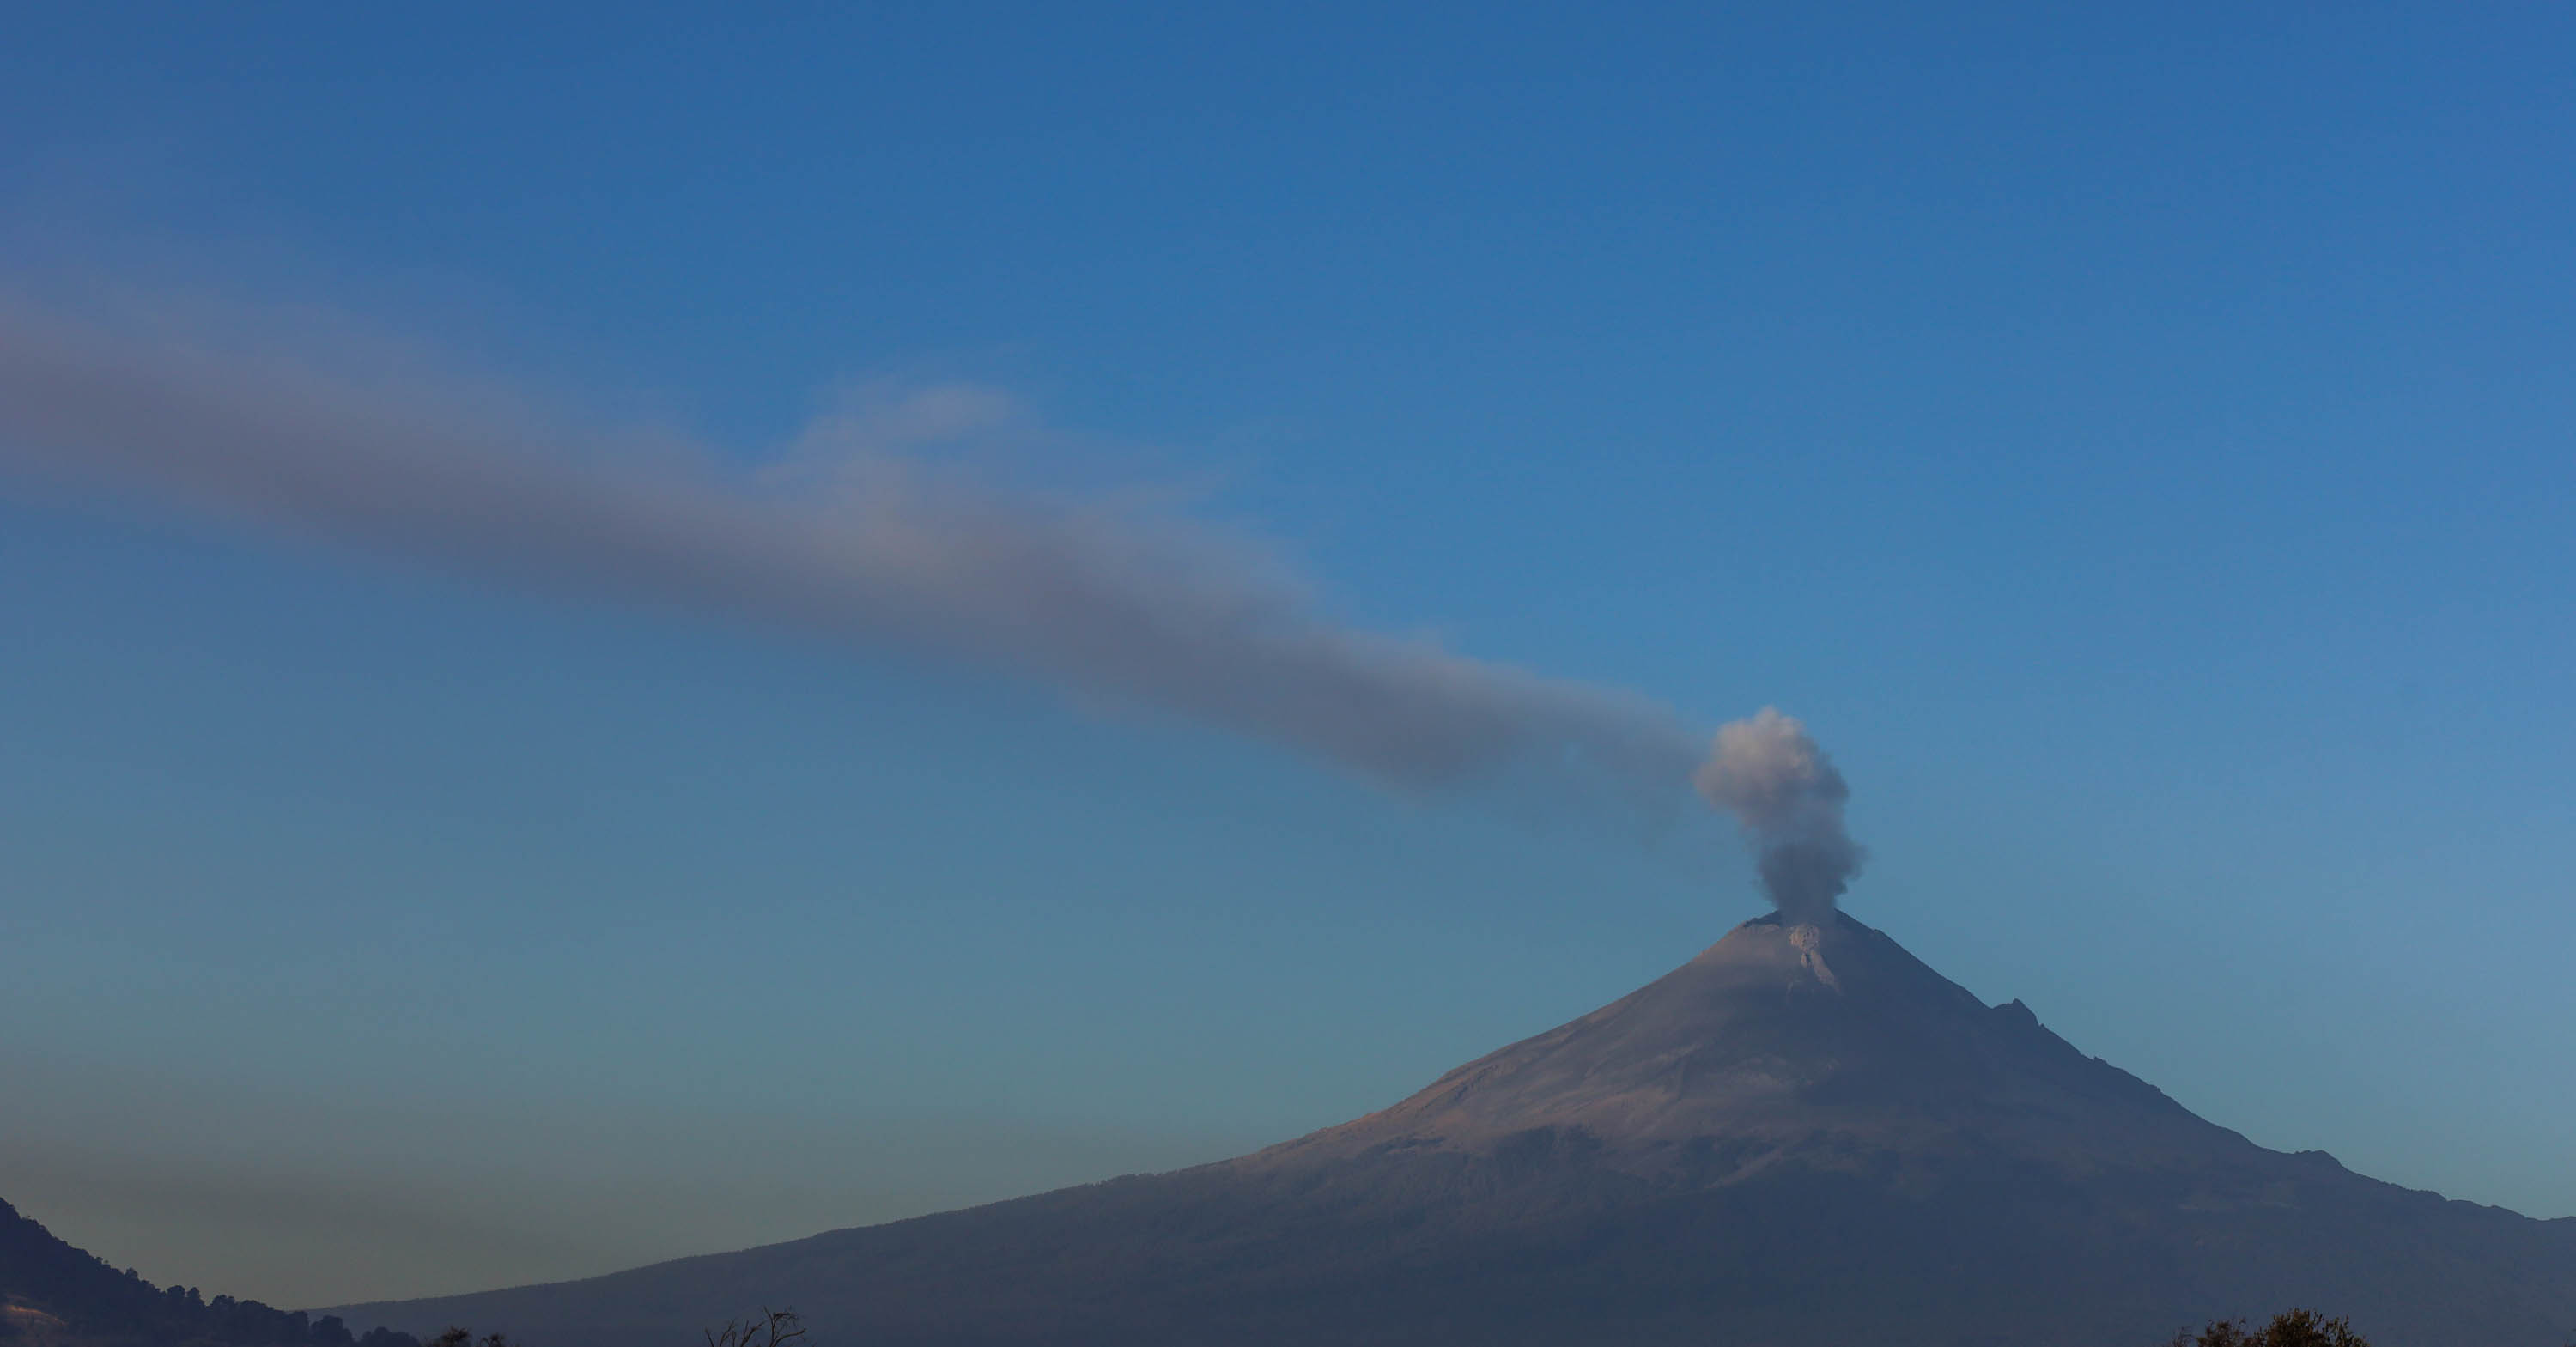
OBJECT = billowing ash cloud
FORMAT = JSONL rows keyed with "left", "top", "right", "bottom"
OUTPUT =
{"left": 1692, "top": 708, "right": 1866, "bottom": 922}
{"left": 0, "top": 300, "right": 1861, "bottom": 913}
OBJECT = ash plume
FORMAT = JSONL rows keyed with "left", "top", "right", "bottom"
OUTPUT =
{"left": 0, "top": 300, "right": 1860, "bottom": 913}
{"left": 1692, "top": 708, "right": 1865, "bottom": 922}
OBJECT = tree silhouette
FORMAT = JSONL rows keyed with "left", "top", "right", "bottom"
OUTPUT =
{"left": 703, "top": 1308, "right": 804, "bottom": 1347}
{"left": 2171, "top": 1308, "right": 2372, "bottom": 1347}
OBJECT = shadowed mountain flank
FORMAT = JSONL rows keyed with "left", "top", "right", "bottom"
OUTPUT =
{"left": 0, "top": 1196, "right": 409, "bottom": 1347}
{"left": 332, "top": 913, "right": 2576, "bottom": 1346}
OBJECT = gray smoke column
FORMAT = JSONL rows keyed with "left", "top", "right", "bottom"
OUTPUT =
{"left": 0, "top": 299, "right": 1862, "bottom": 910}
{"left": 1692, "top": 708, "right": 1865, "bottom": 922}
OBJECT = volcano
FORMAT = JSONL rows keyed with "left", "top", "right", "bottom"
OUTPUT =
{"left": 336, "top": 913, "right": 2576, "bottom": 1346}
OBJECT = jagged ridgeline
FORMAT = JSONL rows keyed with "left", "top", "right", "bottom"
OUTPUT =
{"left": 0, "top": 1198, "right": 416, "bottom": 1347}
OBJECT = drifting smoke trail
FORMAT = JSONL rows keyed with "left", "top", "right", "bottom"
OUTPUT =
{"left": 0, "top": 300, "right": 1862, "bottom": 913}
{"left": 1693, "top": 709, "right": 1866, "bottom": 922}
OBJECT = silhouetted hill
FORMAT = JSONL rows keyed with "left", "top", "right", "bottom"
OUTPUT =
{"left": 0, "top": 1198, "right": 410, "bottom": 1347}
{"left": 333, "top": 912, "right": 2576, "bottom": 1345}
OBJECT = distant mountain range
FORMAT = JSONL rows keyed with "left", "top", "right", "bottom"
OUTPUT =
{"left": 326, "top": 912, "right": 2576, "bottom": 1346}
{"left": 0, "top": 1196, "right": 419, "bottom": 1347}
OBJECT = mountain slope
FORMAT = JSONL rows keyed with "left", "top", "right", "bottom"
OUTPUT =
{"left": 0, "top": 1196, "right": 404, "bottom": 1347}
{"left": 334, "top": 913, "right": 2576, "bottom": 1346}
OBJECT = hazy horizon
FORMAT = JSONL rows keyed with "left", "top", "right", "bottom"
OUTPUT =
{"left": 4, "top": 3, "right": 2573, "bottom": 1312}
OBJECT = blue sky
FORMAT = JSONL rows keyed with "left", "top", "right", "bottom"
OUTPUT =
{"left": 3, "top": 3, "right": 2573, "bottom": 1308}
